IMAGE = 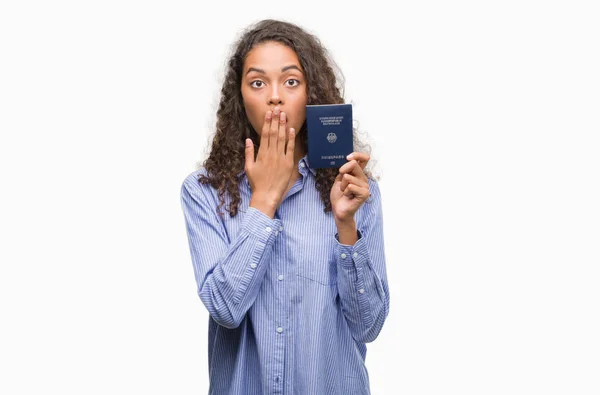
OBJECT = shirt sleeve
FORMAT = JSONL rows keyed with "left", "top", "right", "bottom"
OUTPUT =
{"left": 180, "top": 174, "right": 282, "bottom": 329}
{"left": 333, "top": 179, "right": 390, "bottom": 343}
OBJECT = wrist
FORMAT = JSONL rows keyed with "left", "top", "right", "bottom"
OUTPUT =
{"left": 334, "top": 216, "right": 356, "bottom": 227}
{"left": 335, "top": 218, "right": 358, "bottom": 246}
{"left": 250, "top": 194, "right": 279, "bottom": 218}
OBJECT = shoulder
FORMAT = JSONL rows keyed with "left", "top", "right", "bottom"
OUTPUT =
{"left": 180, "top": 167, "right": 214, "bottom": 203}
{"left": 181, "top": 167, "right": 205, "bottom": 189}
{"left": 366, "top": 176, "right": 382, "bottom": 205}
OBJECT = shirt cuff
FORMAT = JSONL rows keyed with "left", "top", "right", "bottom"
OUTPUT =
{"left": 241, "top": 207, "right": 283, "bottom": 245}
{"left": 334, "top": 229, "right": 369, "bottom": 268}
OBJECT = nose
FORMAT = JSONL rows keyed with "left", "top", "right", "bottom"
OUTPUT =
{"left": 268, "top": 85, "right": 283, "bottom": 105}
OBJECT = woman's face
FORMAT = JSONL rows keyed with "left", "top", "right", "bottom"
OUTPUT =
{"left": 241, "top": 41, "right": 307, "bottom": 142}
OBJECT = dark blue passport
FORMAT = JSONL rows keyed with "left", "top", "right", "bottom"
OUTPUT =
{"left": 306, "top": 103, "right": 354, "bottom": 169}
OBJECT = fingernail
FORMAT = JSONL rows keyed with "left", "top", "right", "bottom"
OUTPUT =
{"left": 273, "top": 107, "right": 280, "bottom": 116}
{"left": 266, "top": 111, "right": 272, "bottom": 119}
{"left": 347, "top": 153, "right": 354, "bottom": 160}
{"left": 245, "top": 138, "right": 251, "bottom": 147}
{"left": 280, "top": 111, "right": 286, "bottom": 121}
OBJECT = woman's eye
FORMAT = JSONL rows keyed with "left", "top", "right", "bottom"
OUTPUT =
{"left": 250, "top": 79, "right": 299, "bottom": 88}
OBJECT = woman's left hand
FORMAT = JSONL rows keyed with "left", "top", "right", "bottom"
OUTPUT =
{"left": 330, "top": 152, "right": 371, "bottom": 222}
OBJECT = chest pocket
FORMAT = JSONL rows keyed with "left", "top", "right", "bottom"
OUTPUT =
{"left": 289, "top": 207, "right": 339, "bottom": 286}
{"left": 296, "top": 248, "right": 338, "bottom": 286}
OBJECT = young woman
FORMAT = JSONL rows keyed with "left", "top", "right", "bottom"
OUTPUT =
{"left": 180, "top": 19, "right": 390, "bottom": 395}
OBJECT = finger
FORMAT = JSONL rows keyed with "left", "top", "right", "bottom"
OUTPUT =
{"left": 340, "top": 173, "right": 368, "bottom": 192}
{"left": 339, "top": 160, "right": 368, "bottom": 182}
{"left": 269, "top": 107, "right": 281, "bottom": 153}
{"left": 285, "top": 127, "right": 296, "bottom": 158}
{"left": 278, "top": 111, "right": 287, "bottom": 155}
{"left": 244, "top": 138, "right": 254, "bottom": 171}
{"left": 343, "top": 184, "right": 371, "bottom": 201}
{"left": 260, "top": 111, "right": 272, "bottom": 154}
{"left": 339, "top": 159, "right": 359, "bottom": 174}
{"left": 346, "top": 152, "right": 370, "bottom": 170}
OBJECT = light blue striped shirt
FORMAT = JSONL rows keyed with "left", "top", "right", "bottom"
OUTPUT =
{"left": 180, "top": 154, "right": 390, "bottom": 395}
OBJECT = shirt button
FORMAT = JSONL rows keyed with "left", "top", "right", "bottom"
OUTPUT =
{"left": 278, "top": 275, "right": 284, "bottom": 281}
{"left": 300, "top": 162, "right": 305, "bottom": 168}
{"left": 250, "top": 263, "right": 257, "bottom": 269}
{"left": 340, "top": 253, "right": 347, "bottom": 259}
{"left": 279, "top": 226, "right": 283, "bottom": 232}
{"left": 353, "top": 252, "right": 358, "bottom": 258}
{"left": 276, "top": 327, "right": 283, "bottom": 333}
{"left": 359, "top": 288, "right": 365, "bottom": 294}
{"left": 266, "top": 226, "right": 272, "bottom": 233}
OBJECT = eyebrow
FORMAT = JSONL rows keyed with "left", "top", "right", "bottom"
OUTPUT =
{"left": 245, "top": 65, "right": 303, "bottom": 76}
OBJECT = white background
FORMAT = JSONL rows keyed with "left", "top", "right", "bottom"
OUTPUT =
{"left": 1, "top": 0, "right": 599, "bottom": 394}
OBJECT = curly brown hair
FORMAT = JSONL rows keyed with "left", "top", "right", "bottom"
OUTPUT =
{"left": 198, "top": 19, "right": 374, "bottom": 217}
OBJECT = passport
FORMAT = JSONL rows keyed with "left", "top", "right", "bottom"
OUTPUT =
{"left": 306, "top": 103, "right": 354, "bottom": 169}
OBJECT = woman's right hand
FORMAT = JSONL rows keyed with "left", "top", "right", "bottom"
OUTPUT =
{"left": 245, "top": 107, "right": 296, "bottom": 218}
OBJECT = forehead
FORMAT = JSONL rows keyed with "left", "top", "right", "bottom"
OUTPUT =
{"left": 244, "top": 41, "right": 302, "bottom": 71}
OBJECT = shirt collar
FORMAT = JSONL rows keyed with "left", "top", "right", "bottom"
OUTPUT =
{"left": 300, "top": 153, "right": 317, "bottom": 176}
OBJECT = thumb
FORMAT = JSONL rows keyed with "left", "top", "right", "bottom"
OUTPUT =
{"left": 244, "top": 138, "right": 254, "bottom": 170}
